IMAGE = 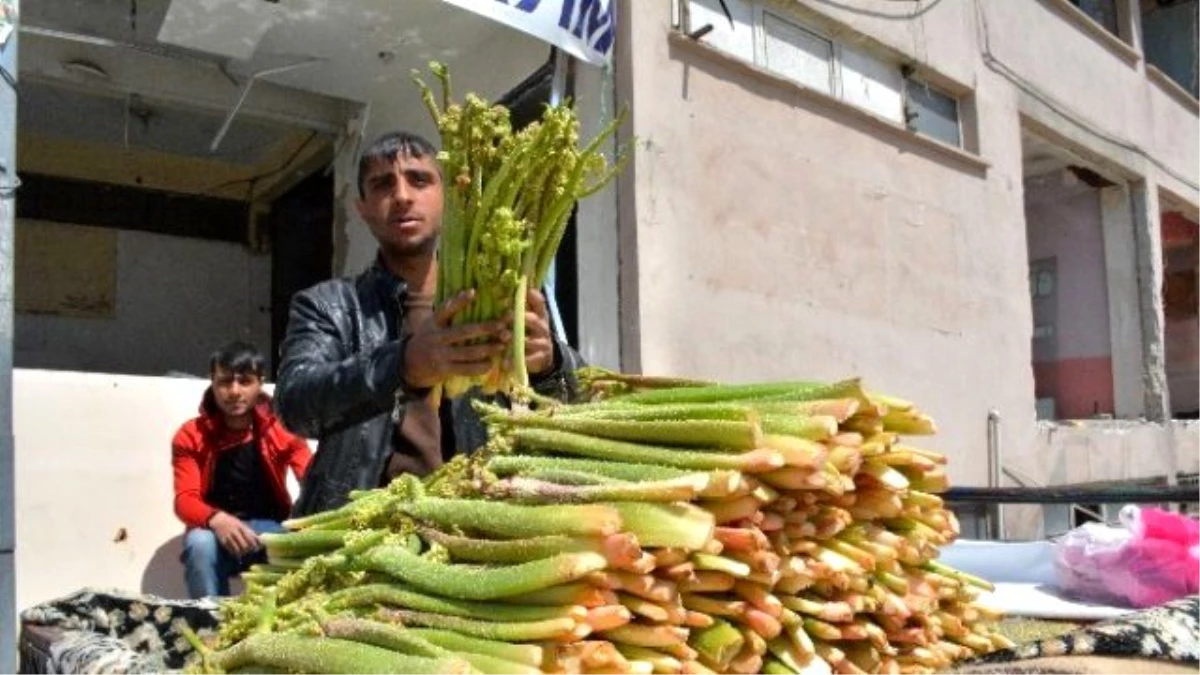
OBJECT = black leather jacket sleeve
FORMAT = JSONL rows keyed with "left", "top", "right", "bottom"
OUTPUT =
{"left": 275, "top": 291, "right": 405, "bottom": 439}
{"left": 530, "top": 336, "right": 586, "bottom": 403}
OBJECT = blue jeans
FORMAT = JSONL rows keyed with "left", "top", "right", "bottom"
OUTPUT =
{"left": 182, "top": 518, "right": 285, "bottom": 599}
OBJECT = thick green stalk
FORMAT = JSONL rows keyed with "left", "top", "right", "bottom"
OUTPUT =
{"left": 206, "top": 633, "right": 469, "bottom": 674}
{"left": 511, "top": 275, "right": 529, "bottom": 392}
{"left": 692, "top": 553, "right": 752, "bottom": 578}
{"left": 609, "top": 502, "right": 714, "bottom": 549}
{"left": 356, "top": 544, "right": 608, "bottom": 600}
{"left": 758, "top": 415, "right": 839, "bottom": 441}
{"left": 533, "top": 109, "right": 627, "bottom": 286}
{"left": 397, "top": 498, "right": 622, "bottom": 538}
{"left": 520, "top": 468, "right": 620, "bottom": 485}
{"left": 576, "top": 366, "right": 715, "bottom": 391}
{"left": 496, "top": 582, "right": 612, "bottom": 607}
{"left": 326, "top": 583, "right": 585, "bottom": 622}
{"left": 613, "top": 380, "right": 861, "bottom": 406}
{"left": 511, "top": 428, "right": 784, "bottom": 472}
{"left": 281, "top": 493, "right": 384, "bottom": 531}
{"left": 499, "top": 414, "right": 763, "bottom": 449}
{"left": 419, "top": 527, "right": 637, "bottom": 565}
{"left": 487, "top": 475, "right": 709, "bottom": 504}
{"left": 453, "top": 650, "right": 542, "bottom": 675}
{"left": 408, "top": 628, "right": 543, "bottom": 668}
{"left": 487, "top": 454, "right": 692, "bottom": 483}
{"left": 923, "top": 560, "right": 994, "bottom": 591}
{"left": 260, "top": 529, "right": 347, "bottom": 559}
{"left": 555, "top": 402, "right": 755, "bottom": 422}
{"left": 319, "top": 617, "right": 450, "bottom": 658}
{"left": 379, "top": 608, "right": 579, "bottom": 642}
{"left": 689, "top": 619, "right": 745, "bottom": 671}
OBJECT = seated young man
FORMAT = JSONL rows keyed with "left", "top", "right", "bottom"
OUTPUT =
{"left": 171, "top": 341, "right": 312, "bottom": 598}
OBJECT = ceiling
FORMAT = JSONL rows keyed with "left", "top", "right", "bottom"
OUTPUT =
{"left": 20, "top": 80, "right": 290, "bottom": 166}
{"left": 23, "top": 0, "right": 550, "bottom": 108}
{"left": 17, "top": 0, "right": 551, "bottom": 199}
{"left": 1021, "top": 131, "right": 1086, "bottom": 180}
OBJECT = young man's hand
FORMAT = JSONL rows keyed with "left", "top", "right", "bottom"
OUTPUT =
{"left": 208, "top": 512, "right": 260, "bottom": 557}
{"left": 524, "top": 289, "right": 556, "bottom": 377}
{"left": 403, "top": 290, "right": 509, "bottom": 390}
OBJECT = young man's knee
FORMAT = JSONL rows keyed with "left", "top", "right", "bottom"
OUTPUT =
{"left": 182, "top": 527, "right": 221, "bottom": 561}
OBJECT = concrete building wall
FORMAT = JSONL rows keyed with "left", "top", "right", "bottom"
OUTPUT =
{"left": 13, "top": 225, "right": 271, "bottom": 377}
{"left": 615, "top": 0, "right": 1035, "bottom": 482}
{"left": 612, "top": 0, "right": 1198, "bottom": 483}
{"left": 1025, "top": 175, "right": 1115, "bottom": 418}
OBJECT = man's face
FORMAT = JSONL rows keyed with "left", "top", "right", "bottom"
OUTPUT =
{"left": 356, "top": 152, "right": 444, "bottom": 258}
{"left": 211, "top": 367, "right": 263, "bottom": 419}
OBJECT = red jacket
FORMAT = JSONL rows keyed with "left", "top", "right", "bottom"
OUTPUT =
{"left": 172, "top": 389, "right": 313, "bottom": 529}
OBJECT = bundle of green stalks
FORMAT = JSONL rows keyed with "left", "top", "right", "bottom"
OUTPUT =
{"left": 412, "top": 63, "right": 627, "bottom": 400}
{"left": 187, "top": 370, "right": 1010, "bottom": 675}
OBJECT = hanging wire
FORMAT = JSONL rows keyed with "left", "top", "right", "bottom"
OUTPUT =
{"left": 972, "top": 0, "right": 1198, "bottom": 193}
{"left": 804, "top": 0, "right": 946, "bottom": 21}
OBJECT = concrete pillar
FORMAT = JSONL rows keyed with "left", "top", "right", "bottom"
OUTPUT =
{"left": 1101, "top": 185, "right": 1147, "bottom": 418}
{"left": 1131, "top": 181, "right": 1172, "bottom": 421}
{"left": 614, "top": 0, "right": 641, "bottom": 373}
{"left": 574, "top": 61, "right": 622, "bottom": 369}
{"left": 1117, "top": 0, "right": 1144, "bottom": 70}
{"left": 0, "top": 3, "right": 17, "bottom": 669}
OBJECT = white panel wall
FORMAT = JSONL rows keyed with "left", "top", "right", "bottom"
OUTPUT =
{"left": 15, "top": 228, "right": 271, "bottom": 377}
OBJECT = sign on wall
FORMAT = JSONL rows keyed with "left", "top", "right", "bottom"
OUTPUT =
{"left": 439, "top": 0, "right": 615, "bottom": 67}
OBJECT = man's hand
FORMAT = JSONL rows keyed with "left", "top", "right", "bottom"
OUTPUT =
{"left": 208, "top": 512, "right": 260, "bottom": 558}
{"left": 404, "top": 290, "right": 509, "bottom": 390}
{"left": 525, "top": 289, "right": 556, "bottom": 377}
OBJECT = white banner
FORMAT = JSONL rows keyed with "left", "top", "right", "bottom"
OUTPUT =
{"left": 438, "top": 0, "right": 614, "bottom": 67}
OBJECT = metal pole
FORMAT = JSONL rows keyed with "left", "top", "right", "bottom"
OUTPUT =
{"left": 542, "top": 48, "right": 574, "bottom": 343}
{"left": 986, "top": 409, "right": 1004, "bottom": 540}
{"left": 0, "top": 2, "right": 18, "bottom": 669}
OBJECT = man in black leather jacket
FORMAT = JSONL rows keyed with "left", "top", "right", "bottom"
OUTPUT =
{"left": 275, "top": 131, "right": 584, "bottom": 517}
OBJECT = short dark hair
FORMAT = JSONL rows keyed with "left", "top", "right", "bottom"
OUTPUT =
{"left": 209, "top": 341, "right": 265, "bottom": 378}
{"left": 357, "top": 131, "right": 439, "bottom": 198}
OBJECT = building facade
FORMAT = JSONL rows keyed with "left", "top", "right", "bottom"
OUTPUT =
{"left": 2, "top": 1, "right": 1197, "bottom": 640}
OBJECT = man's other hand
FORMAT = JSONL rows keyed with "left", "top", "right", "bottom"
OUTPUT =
{"left": 403, "top": 290, "right": 508, "bottom": 390}
{"left": 525, "top": 289, "right": 555, "bottom": 377}
{"left": 209, "top": 512, "right": 260, "bottom": 557}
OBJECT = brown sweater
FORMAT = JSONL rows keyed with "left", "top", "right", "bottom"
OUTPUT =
{"left": 383, "top": 292, "right": 443, "bottom": 482}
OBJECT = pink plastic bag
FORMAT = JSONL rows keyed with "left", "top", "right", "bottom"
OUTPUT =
{"left": 1054, "top": 506, "right": 1199, "bottom": 609}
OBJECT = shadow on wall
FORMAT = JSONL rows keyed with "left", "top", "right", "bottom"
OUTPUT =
{"left": 140, "top": 534, "right": 247, "bottom": 600}
{"left": 140, "top": 535, "right": 188, "bottom": 600}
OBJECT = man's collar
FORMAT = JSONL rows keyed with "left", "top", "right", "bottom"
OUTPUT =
{"left": 369, "top": 253, "right": 408, "bottom": 299}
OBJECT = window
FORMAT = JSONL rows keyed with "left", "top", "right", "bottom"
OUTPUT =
{"left": 761, "top": 11, "right": 834, "bottom": 95}
{"left": 1069, "top": 0, "right": 1120, "bottom": 36}
{"left": 840, "top": 44, "right": 905, "bottom": 123}
{"left": 904, "top": 78, "right": 961, "bottom": 147}
{"left": 685, "top": 0, "right": 966, "bottom": 147}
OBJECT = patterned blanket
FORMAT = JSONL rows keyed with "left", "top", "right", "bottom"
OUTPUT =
{"left": 18, "top": 589, "right": 1199, "bottom": 673}
{"left": 19, "top": 588, "right": 219, "bottom": 673}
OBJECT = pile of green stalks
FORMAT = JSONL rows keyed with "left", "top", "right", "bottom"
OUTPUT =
{"left": 412, "top": 63, "right": 627, "bottom": 400}
{"left": 187, "top": 369, "right": 1012, "bottom": 675}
